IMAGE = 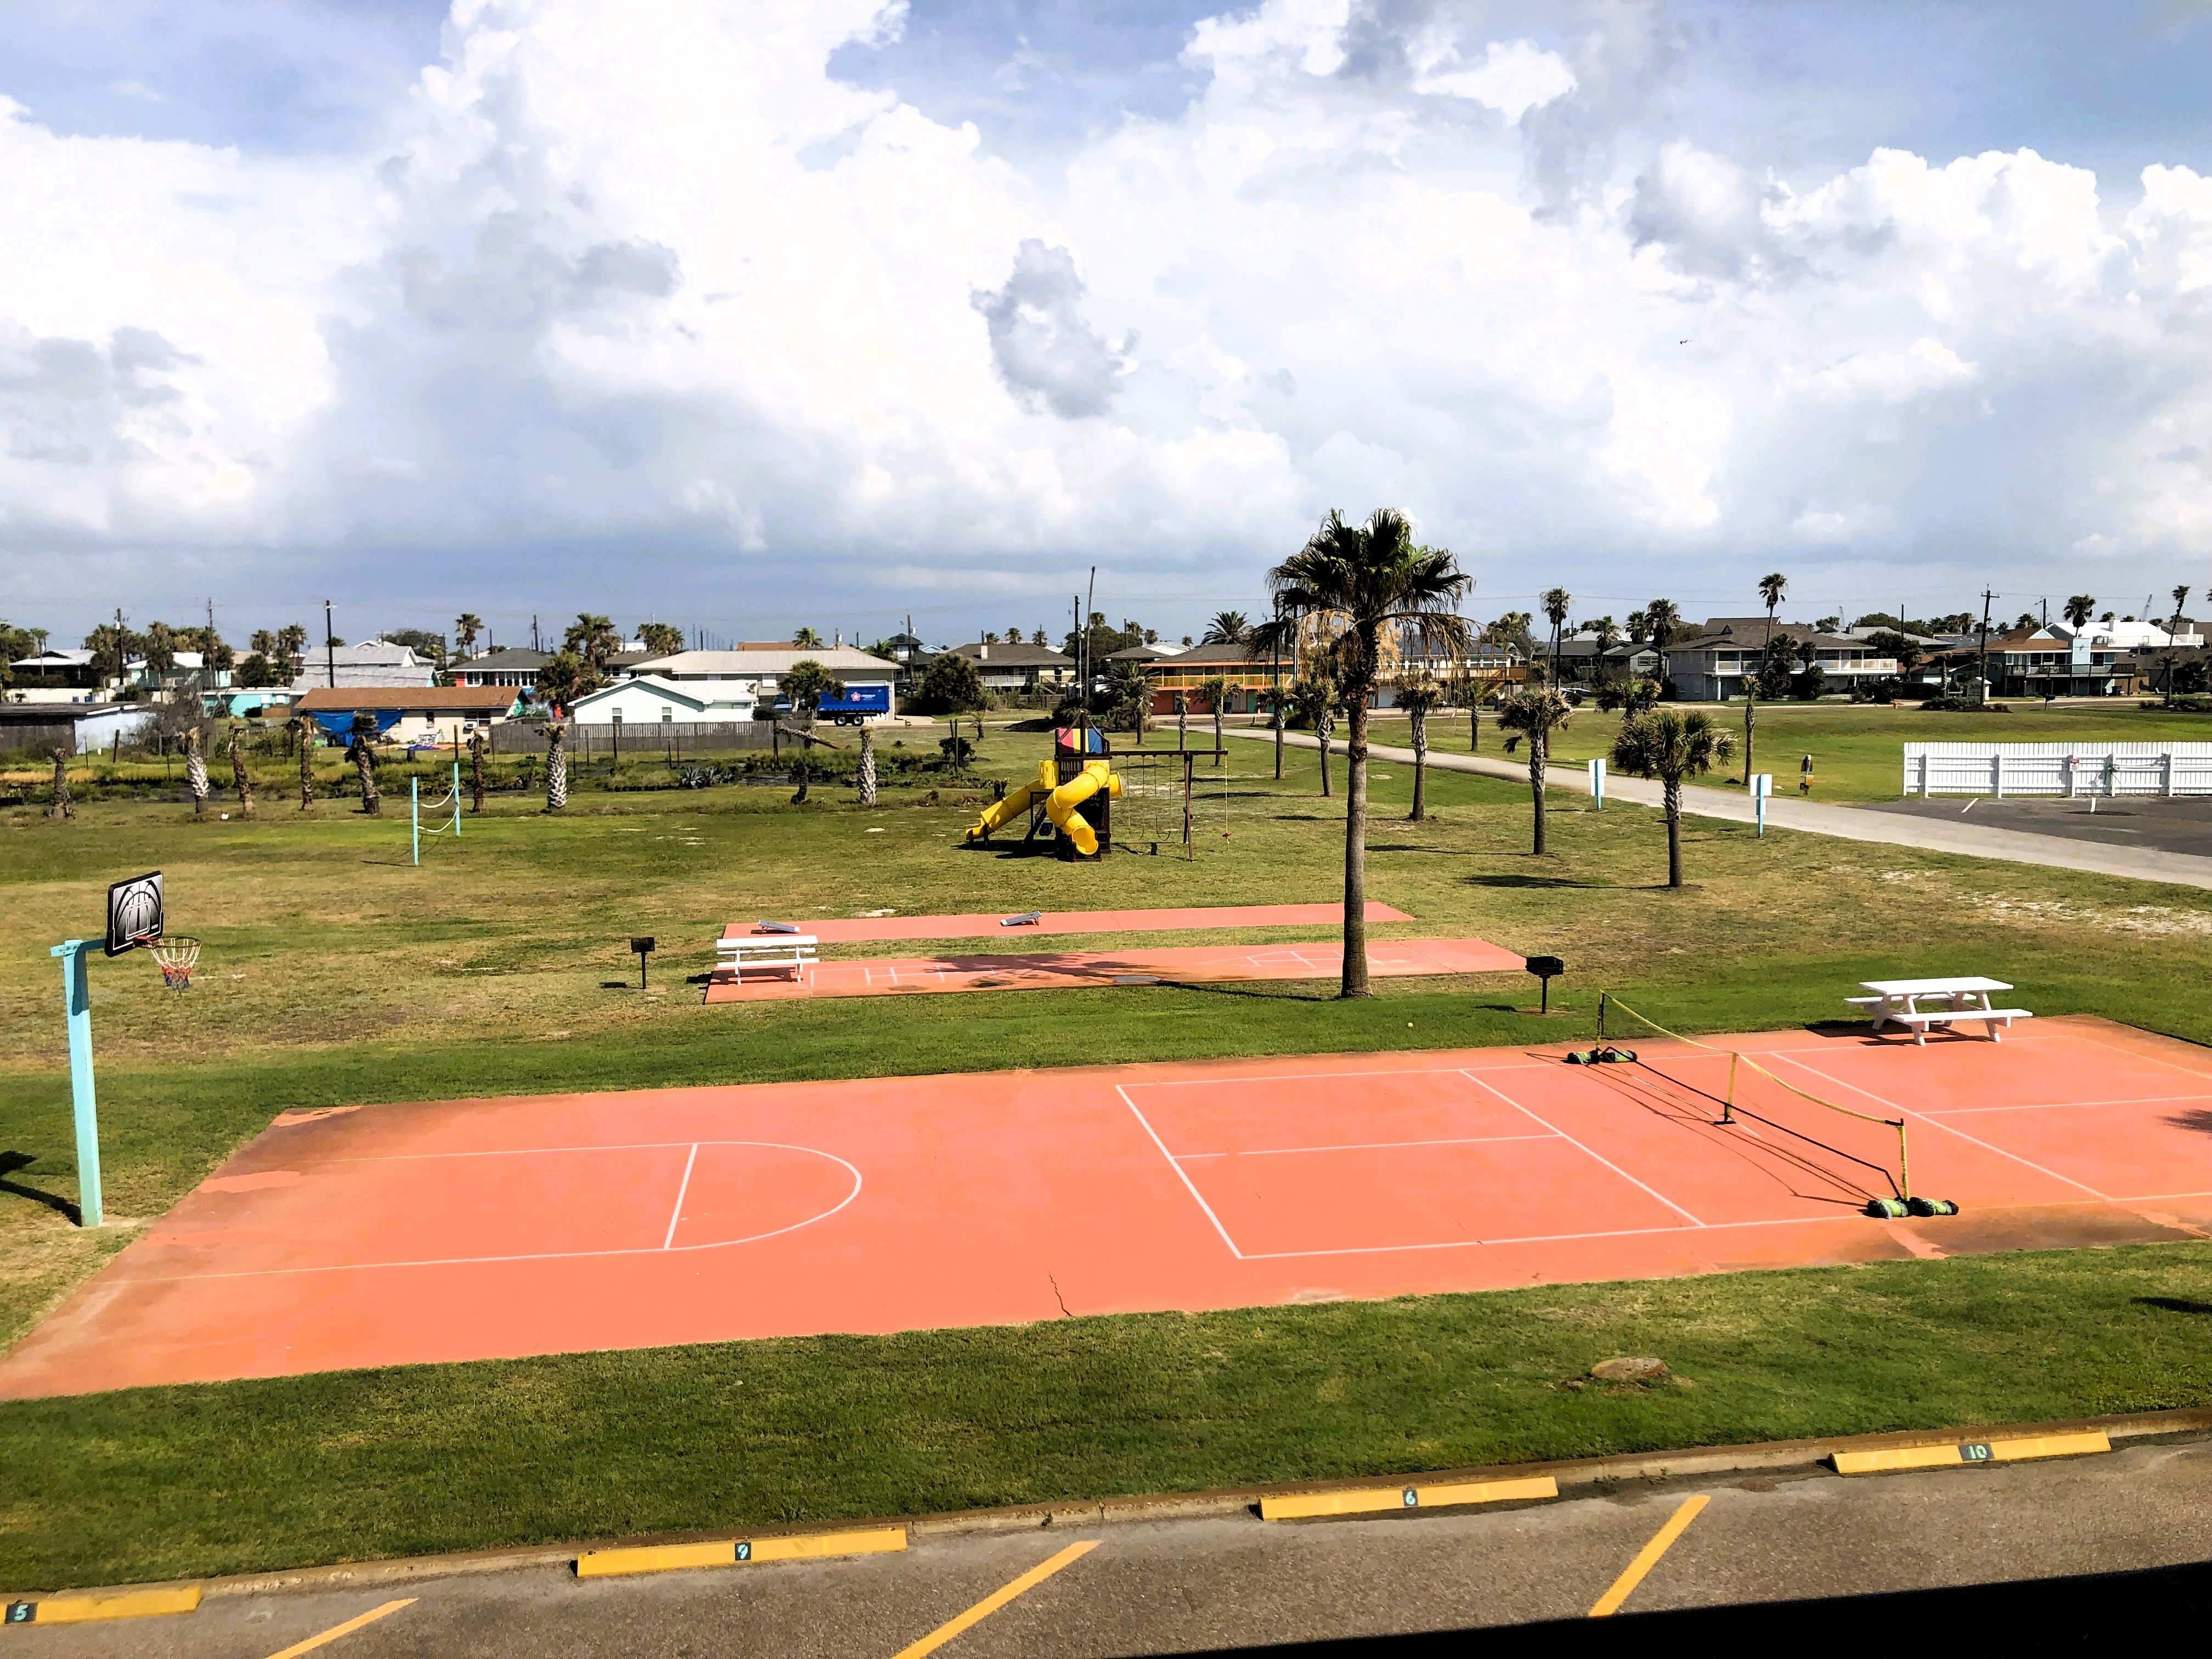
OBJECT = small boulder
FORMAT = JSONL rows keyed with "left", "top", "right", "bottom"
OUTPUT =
{"left": 1590, "top": 1356, "right": 1668, "bottom": 1383}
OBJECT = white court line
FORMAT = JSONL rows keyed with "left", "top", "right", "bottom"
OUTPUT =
{"left": 663, "top": 1143, "right": 699, "bottom": 1250}
{"left": 1174, "top": 1133, "right": 1559, "bottom": 1161}
{"left": 1459, "top": 1070, "right": 1708, "bottom": 1227}
{"left": 1116, "top": 1085, "right": 1245, "bottom": 1260}
{"left": 1922, "top": 1094, "right": 2212, "bottom": 1117}
{"left": 285, "top": 1140, "right": 709, "bottom": 1167}
{"left": 136, "top": 1143, "right": 862, "bottom": 1284}
{"left": 1123, "top": 1063, "right": 1559, "bottom": 1090}
{"left": 1769, "top": 1053, "right": 2111, "bottom": 1200}
{"left": 2065, "top": 1030, "right": 2212, "bottom": 1083}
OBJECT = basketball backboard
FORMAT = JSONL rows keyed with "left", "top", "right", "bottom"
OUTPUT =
{"left": 105, "top": 872, "right": 163, "bottom": 956}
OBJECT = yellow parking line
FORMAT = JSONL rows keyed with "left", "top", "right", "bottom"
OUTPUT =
{"left": 264, "top": 1598, "right": 416, "bottom": 1658}
{"left": 1588, "top": 1494, "right": 1707, "bottom": 1618}
{"left": 891, "top": 1541, "right": 1098, "bottom": 1658}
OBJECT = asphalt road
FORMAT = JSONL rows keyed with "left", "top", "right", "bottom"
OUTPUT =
{"left": 1861, "top": 794, "right": 2212, "bottom": 858}
{"left": 41, "top": 1433, "right": 2212, "bottom": 1656}
{"left": 1224, "top": 727, "right": 2212, "bottom": 891}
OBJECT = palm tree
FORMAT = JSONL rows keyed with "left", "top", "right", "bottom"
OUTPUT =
{"left": 1644, "top": 598, "right": 1683, "bottom": 692}
{"left": 2063, "top": 595, "right": 2096, "bottom": 630}
{"left": 1259, "top": 682, "right": 1289, "bottom": 778}
{"left": 1248, "top": 610, "right": 1297, "bottom": 778}
{"left": 1758, "top": 573, "right": 1787, "bottom": 635}
{"left": 564, "top": 613, "right": 622, "bottom": 674}
{"left": 1173, "top": 689, "right": 1189, "bottom": 752}
{"left": 1196, "top": 675, "right": 1232, "bottom": 755}
{"left": 545, "top": 721, "right": 568, "bottom": 812}
{"left": 294, "top": 715, "right": 316, "bottom": 812}
{"left": 183, "top": 725, "right": 208, "bottom": 817}
{"left": 857, "top": 721, "right": 878, "bottom": 806}
{"left": 1267, "top": 509, "right": 1472, "bottom": 996}
{"left": 48, "top": 747, "right": 72, "bottom": 821}
{"left": 1202, "top": 611, "right": 1250, "bottom": 645}
{"left": 228, "top": 724, "right": 255, "bottom": 818}
{"left": 792, "top": 626, "right": 823, "bottom": 649}
{"left": 1497, "top": 689, "right": 1573, "bottom": 854}
{"left": 467, "top": 730, "right": 487, "bottom": 813}
{"left": 636, "top": 621, "right": 683, "bottom": 658}
{"left": 346, "top": 715, "right": 381, "bottom": 815}
{"left": 1287, "top": 673, "right": 1336, "bottom": 795}
{"left": 1392, "top": 670, "right": 1445, "bottom": 820}
{"left": 455, "top": 613, "right": 483, "bottom": 658}
{"left": 1541, "top": 588, "right": 1572, "bottom": 689}
{"left": 1611, "top": 708, "right": 1734, "bottom": 888}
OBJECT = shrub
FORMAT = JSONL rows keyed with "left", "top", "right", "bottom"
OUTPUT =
{"left": 912, "top": 653, "right": 988, "bottom": 714}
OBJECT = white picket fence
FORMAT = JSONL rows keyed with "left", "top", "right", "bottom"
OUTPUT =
{"left": 1901, "top": 741, "right": 2212, "bottom": 798}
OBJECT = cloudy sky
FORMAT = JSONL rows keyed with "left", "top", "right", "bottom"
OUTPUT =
{"left": 5, "top": 1, "right": 2212, "bottom": 651}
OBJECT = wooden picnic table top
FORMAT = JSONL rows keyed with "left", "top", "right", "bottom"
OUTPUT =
{"left": 1859, "top": 977, "right": 2012, "bottom": 996}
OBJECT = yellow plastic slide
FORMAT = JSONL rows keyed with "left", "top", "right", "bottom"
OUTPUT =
{"left": 966, "top": 760, "right": 1058, "bottom": 842}
{"left": 1046, "top": 759, "right": 1122, "bottom": 856}
{"left": 965, "top": 759, "right": 1122, "bottom": 854}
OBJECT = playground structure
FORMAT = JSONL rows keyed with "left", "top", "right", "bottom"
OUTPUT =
{"left": 966, "top": 722, "right": 1228, "bottom": 860}
{"left": 968, "top": 750, "right": 1124, "bottom": 859}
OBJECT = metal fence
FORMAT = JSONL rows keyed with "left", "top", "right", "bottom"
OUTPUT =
{"left": 1901, "top": 741, "right": 2212, "bottom": 798}
{"left": 487, "top": 720, "right": 779, "bottom": 755}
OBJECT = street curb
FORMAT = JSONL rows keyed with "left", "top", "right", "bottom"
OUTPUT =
{"left": 12, "top": 1404, "right": 2208, "bottom": 1606}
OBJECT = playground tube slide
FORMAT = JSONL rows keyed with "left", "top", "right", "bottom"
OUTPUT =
{"left": 1046, "top": 760, "right": 1121, "bottom": 856}
{"left": 965, "top": 759, "right": 1123, "bottom": 853}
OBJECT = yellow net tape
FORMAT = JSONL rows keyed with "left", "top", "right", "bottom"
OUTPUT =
{"left": 1598, "top": 994, "right": 1910, "bottom": 1201}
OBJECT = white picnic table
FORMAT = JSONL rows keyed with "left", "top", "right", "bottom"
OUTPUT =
{"left": 1848, "top": 977, "right": 2033, "bottom": 1045}
{"left": 715, "top": 934, "right": 819, "bottom": 984}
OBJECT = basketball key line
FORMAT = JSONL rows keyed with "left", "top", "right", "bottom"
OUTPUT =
{"left": 1172, "top": 1133, "right": 1561, "bottom": 1161}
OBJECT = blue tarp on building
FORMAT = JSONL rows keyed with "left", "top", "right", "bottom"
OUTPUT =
{"left": 309, "top": 709, "right": 403, "bottom": 743}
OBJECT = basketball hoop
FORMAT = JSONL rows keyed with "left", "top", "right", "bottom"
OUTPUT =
{"left": 148, "top": 935, "right": 201, "bottom": 991}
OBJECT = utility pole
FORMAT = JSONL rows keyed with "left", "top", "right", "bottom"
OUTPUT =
{"left": 324, "top": 600, "right": 337, "bottom": 688}
{"left": 1085, "top": 565, "right": 1097, "bottom": 704}
{"left": 532, "top": 614, "right": 540, "bottom": 653}
{"left": 111, "top": 606, "right": 126, "bottom": 691}
{"left": 1976, "top": 589, "right": 1994, "bottom": 705}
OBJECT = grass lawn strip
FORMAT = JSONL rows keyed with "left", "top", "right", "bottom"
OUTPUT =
{"left": 3, "top": 1243, "right": 2210, "bottom": 1589}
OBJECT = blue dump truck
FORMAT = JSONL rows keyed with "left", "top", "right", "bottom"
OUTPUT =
{"left": 774, "top": 684, "right": 892, "bottom": 726}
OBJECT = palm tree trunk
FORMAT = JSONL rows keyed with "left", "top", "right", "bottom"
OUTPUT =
{"left": 49, "top": 748, "right": 73, "bottom": 821}
{"left": 1665, "top": 775, "right": 1684, "bottom": 887}
{"left": 1530, "top": 731, "right": 1547, "bottom": 854}
{"left": 545, "top": 723, "right": 568, "bottom": 811}
{"left": 1213, "top": 703, "right": 1223, "bottom": 758}
{"left": 1341, "top": 689, "right": 1371, "bottom": 997}
{"left": 350, "top": 738, "right": 381, "bottom": 815}
{"left": 228, "top": 728, "right": 255, "bottom": 817}
{"left": 1408, "top": 708, "right": 1427, "bottom": 821}
{"left": 469, "top": 734, "right": 486, "bottom": 812}
{"left": 1273, "top": 707, "right": 1283, "bottom": 778}
{"left": 184, "top": 727, "right": 208, "bottom": 817}
{"left": 857, "top": 724, "right": 877, "bottom": 806}
{"left": 297, "top": 723, "right": 315, "bottom": 811}
{"left": 1318, "top": 714, "right": 1332, "bottom": 797}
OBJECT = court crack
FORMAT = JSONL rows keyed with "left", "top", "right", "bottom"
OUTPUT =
{"left": 1048, "top": 1272, "right": 1073, "bottom": 1317}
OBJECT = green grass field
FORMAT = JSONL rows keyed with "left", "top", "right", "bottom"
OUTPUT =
{"left": 3, "top": 721, "right": 2210, "bottom": 1586}
{"left": 1359, "top": 700, "right": 2212, "bottom": 802}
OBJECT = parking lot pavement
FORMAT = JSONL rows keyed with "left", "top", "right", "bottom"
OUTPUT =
{"left": 26, "top": 1435, "right": 2212, "bottom": 1657}
{"left": 1858, "top": 794, "right": 2212, "bottom": 859}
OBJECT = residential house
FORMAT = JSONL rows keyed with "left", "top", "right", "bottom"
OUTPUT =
{"left": 0, "top": 700, "right": 158, "bottom": 754}
{"left": 1139, "top": 639, "right": 1287, "bottom": 714}
{"left": 947, "top": 640, "right": 1075, "bottom": 693}
{"left": 292, "top": 685, "right": 521, "bottom": 745}
{"left": 1932, "top": 625, "right": 2139, "bottom": 698}
{"left": 1662, "top": 618, "right": 1897, "bottom": 701}
{"left": 7, "top": 649, "right": 100, "bottom": 700}
{"left": 453, "top": 647, "right": 552, "bottom": 690}
{"left": 618, "top": 647, "right": 901, "bottom": 712}
{"left": 289, "top": 640, "right": 439, "bottom": 693}
{"left": 567, "top": 675, "right": 758, "bottom": 726}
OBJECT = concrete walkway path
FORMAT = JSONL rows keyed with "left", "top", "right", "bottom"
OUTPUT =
{"left": 1222, "top": 727, "right": 2212, "bottom": 892}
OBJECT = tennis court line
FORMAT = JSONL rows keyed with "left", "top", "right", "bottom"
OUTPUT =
{"left": 1120, "top": 1062, "right": 1561, "bottom": 1089}
{"left": 662, "top": 1143, "right": 699, "bottom": 1250}
{"left": 1173, "top": 1133, "right": 1561, "bottom": 1161}
{"left": 1921, "top": 1093, "right": 2212, "bottom": 1116}
{"left": 1459, "top": 1070, "right": 1708, "bottom": 1228}
{"left": 2066, "top": 1030, "right": 2212, "bottom": 1082}
{"left": 1116, "top": 1086, "right": 1247, "bottom": 1259}
{"left": 1768, "top": 1054, "right": 2112, "bottom": 1200}
{"left": 126, "top": 1147, "right": 864, "bottom": 1283}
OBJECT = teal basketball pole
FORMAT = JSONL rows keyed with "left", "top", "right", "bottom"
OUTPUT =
{"left": 411, "top": 776, "right": 420, "bottom": 866}
{"left": 48, "top": 941, "right": 104, "bottom": 1227}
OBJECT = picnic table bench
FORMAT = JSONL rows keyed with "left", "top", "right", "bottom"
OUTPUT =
{"left": 1847, "top": 977, "right": 2033, "bottom": 1045}
{"left": 715, "top": 934, "right": 820, "bottom": 984}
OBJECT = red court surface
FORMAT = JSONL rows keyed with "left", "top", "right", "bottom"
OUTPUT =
{"left": 5, "top": 1016, "right": 2208, "bottom": 1400}
{"left": 729, "top": 902, "right": 1415, "bottom": 944}
{"left": 704, "top": 936, "right": 1523, "bottom": 1002}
